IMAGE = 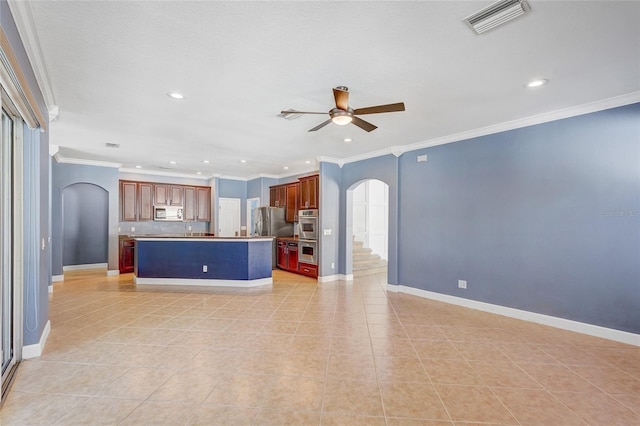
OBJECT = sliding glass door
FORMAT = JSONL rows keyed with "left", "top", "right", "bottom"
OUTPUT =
{"left": 0, "top": 106, "right": 16, "bottom": 400}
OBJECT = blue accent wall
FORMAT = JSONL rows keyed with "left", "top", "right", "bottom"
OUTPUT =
{"left": 321, "top": 103, "right": 639, "bottom": 334}
{"left": 62, "top": 183, "right": 109, "bottom": 266}
{"left": 218, "top": 178, "right": 248, "bottom": 226}
{"left": 52, "top": 162, "right": 119, "bottom": 275}
{"left": 319, "top": 162, "right": 341, "bottom": 277}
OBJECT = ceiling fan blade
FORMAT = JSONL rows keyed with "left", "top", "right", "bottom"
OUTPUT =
{"left": 351, "top": 116, "right": 377, "bottom": 132}
{"left": 308, "top": 119, "right": 332, "bottom": 132}
{"left": 280, "top": 110, "right": 327, "bottom": 115}
{"left": 353, "top": 102, "right": 405, "bottom": 115}
{"left": 333, "top": 87, "right": 349, "bottom": 111}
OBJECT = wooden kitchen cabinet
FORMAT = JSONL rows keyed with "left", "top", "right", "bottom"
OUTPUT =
{"left": 285, "top": 183, "right": 299, "bottom": 222}
{"left": 270, "top": 185, "right": 286, "bottom": 207}
{"left": 120, "top": 181, "right": 137, "bottom": 221}
{"left": 119, "top": 238, "right": 135, "bottom": 273}
{"left": 169, "top": 185, "right": 183, "bottom": 206}
{"left": 138, "top": 183, "right": 154, "bottom": 221}
{"left": 183, "top": 186, "right": 196, "bottom": 221}
{"left": 196, "top": 187, "right": 211, "bottom": 221}
{"left": 276, "top": 240, "right": 287, "bottom": 269}
{"left": 154, "top": 184, "right": 169, "bottom": 206}
{"left": 277, "top": 239, "right": 299, "bottom": 272}
{"left": 298, "top": 262, "right": 318, "bottom": 278}
{"left": 298, "top": 174, "right": 319, "bottom": 210}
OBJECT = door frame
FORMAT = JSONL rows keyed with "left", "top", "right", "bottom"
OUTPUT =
{"left": 246, "top": 197, "right": 260, "bottom": 237}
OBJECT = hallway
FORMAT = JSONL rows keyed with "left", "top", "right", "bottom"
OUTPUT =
{"left": 1, "top": 269, "right": 638, "bottom": 424}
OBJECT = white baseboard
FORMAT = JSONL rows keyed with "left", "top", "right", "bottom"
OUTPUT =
{"left": 387, "top": 284, "right": 640, "bottom": 347}
{"left": 134, "top": 276, "right": 272, "bottom": 288}
{"left": 63, "top": 263, "right": 107, "bottom": 271}
{"left": 107, "top": 269, "right": 119, "bottom": 276}
{"left": 52, "top": 275, "right": 63, "bottom": 282}
{"left": 48, "top": 285, "right": 53, "bottom": 293}
{"left": 22, "top": 320, "right": 50, "bottom": 359}
{"left": 318, "top": 273, "right": 353, "bottom": 282}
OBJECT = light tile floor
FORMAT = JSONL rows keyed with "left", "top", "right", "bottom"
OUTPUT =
{"left": 1, "top": 269, "right": 639, "bottom": 425}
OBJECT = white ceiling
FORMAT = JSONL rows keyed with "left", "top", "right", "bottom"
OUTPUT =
{"left": 11, "top": 0, "right": 640, "bottom": 180}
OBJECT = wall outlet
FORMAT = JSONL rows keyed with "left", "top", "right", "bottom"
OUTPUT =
{"left": 458, "top": 280, "right": 467, "bottom": 289}
{"left": 324, "top": 229, "right": 332, "bottom": 236}
{"left": 202, "top": 265, "right": 207, "bottom": 273}
{"left": 331, "top": 262, "right": 335, "bottom": 269}
{"left": 131, "top": 226, "right": 135, "bottom": 232}
{"left": 188, "top": 225, "right": 192, "bottom": 231}
{"left": 417, "top": 154, "right": 428, "bottom": 163}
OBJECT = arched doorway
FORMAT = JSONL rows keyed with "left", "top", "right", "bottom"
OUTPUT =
{"left": 350, "top": 179, "right": 389, "bottom": 278}
{"left": 62, "top": 183, "right": 109, "bottom": 270}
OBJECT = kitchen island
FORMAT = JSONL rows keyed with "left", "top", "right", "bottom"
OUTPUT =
{"left": 133, "top": 236, "right": 273, "bottom": 287}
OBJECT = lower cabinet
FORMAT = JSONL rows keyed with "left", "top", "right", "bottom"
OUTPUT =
{"left": 276, "top": 239, "right": 298, "bottom": 273}
{"left": 119, "top": 238, "right": 135, "bottom": 273}
{"left": 298, "top": 262, "right": 318, "bottom": 278}
{"left": 276, "top": 239, "right": 318, "bottom": 278}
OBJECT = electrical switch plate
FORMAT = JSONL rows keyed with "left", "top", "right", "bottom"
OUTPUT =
{"left": 331, "top": 262, "right": 335, "bottom": 269}
{"left": 131, "top": 226, "right": 135, "bottom": 232}
{"left": 203, "top": 265, "right": 207, "bottom": 272}
{"left": 188, "top": 225, "right": 192, "bottom": 231}
{"left": 458, "top": 280, "right": 467, "bottom": 289}
{"left": 417, "top": 154, "right": 428, "bottom": 162}
{"left": 324, "top": 229, "right": 332, "bottom": 236}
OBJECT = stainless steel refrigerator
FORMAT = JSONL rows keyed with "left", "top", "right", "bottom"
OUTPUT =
{"left": 254, "top": 207, "right": 294, "bottom": 268}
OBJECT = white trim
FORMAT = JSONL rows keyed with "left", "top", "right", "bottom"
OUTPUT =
{"left": 62, "top": 263, "right": 107, "bottom": 271}
{"left": 48, "top": 144, "right": 59, "bottom": 157}
{"left": 318, "top": 273, "right": 353, "bottom": 282}
{"left": 325, "top": 92, "right": 640, "bottom": 167}
{"left": 22, "top": 320, "right": 50, "bottom": 359}
{"left": 387, "top": 284, "right": 640, "bottom": 347}
{"left": 107, "top": 269, "right": 119, "bottom": 276}
{"left": 119, "top": 167, "right": 216, "bottom": 180}
{"left": 54, "top": 154, "right": 121, "bottom": 169}
{"left": 134, "top": 276, "right": 272, "bottom": 288}
{"left": 51, "top": 274, "right": 63, "bottom": 282}
{"left": 48, "top": 285, "right": 53, "bottom": 293}
{"left": 6, "top": 0, "right": 55, "bottom": 108}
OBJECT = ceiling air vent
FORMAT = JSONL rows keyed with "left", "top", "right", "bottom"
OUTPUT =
{"left": 105, "top": 142, "right": 120, "bottom": 148}
{"left": 464, "top": 0, "right": 531, "bottom": 34}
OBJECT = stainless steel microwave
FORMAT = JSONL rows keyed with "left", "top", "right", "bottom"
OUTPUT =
{"left": 154, "top": 206, "right": 183, "bottom": 221}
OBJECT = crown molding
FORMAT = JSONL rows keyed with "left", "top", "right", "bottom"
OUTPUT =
{"left": 54, "top": 154, "right": 121, "bottom": 168}
{"left": 330, "top": 91, "right": 640, "bottom": 167}
{"left": 119, "top": 167, "right": 216, "bottom": 180}
{"left": 48, "top": 144, "right": 59, "bottom": 157}
{"left": 316, "top": 156, "right": 344, "bottom": 168}
{"left": 7, "top": 0, "right": 56, "bottom": 110}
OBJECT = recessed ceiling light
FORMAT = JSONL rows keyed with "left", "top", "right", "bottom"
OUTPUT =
{"left": 135, "top": 165, "right": 142, "bottom": 169}
{"left": 240, "top": 160, "right": 247, "bottom": 163}
{"left": 196, "top": 171, "right": 202, "bottom": 175}
{"left": 283, "top": 166, "right": 289, "bottom": 170}
{"left": 203, "top": 160, "right": 210, "bottom": 164}
{"left": 167, "top": 92, "right": 185, "bottom": 100}
{"left": 169, "top": 161, "right": 176, "bottom": 165}
{"left": 344, "top": 138, "right": 352, "bottom": 143}
{"left": 525, "top": 78, "right": 548, "bottom": 88}
{"left": 305, "top": 160, "right": 311, "bottom": 164}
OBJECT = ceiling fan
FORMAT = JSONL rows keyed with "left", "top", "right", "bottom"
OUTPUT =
{"left": 282, "top": 86, "right": 405, "bottom": 132}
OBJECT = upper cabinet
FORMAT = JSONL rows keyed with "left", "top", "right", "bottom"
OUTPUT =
{"left": 298, "top": 174, "right": 319, "bottom": 210}
{"left": 120, "top": 180, "right": 211, "bottom": 222}
{"left": 285, "top": 183, "right": 299, "bottom": 222}
{"left": 120, "top": 181, "right": 137, "bottom": 221}
{"left": 270, "top": 185, "right": 286, "bottom": 207}
{"left": 269, "top": 173, "right": 319, "bottom": 222}
{"left": 154, "top": 184, "right": 183, "bottom": 206}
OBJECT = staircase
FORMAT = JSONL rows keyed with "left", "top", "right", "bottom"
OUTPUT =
{"left": 352, "top": 238, "right": 387, "bottom": 278}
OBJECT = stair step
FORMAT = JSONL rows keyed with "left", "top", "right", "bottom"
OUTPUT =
{"left": 353, "top": 266, "right": 388, "bottom": 278}
{"left": 353, "top": 260, "right": 387, "bottom": 271}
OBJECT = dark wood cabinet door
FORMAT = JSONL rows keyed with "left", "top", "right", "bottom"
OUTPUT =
{"left": 196, "top": 187, "right": 211, "bottom": 222}
{"left": 169, "top": 185, "right": 183, "bottom": 206}
{"left": 119, "top": 239, "right": 135, "bottom": 273}
{"left": 269, "top": 187, "right": 277, "bottom": 207}
{"left": 183, "top": 186, "right": 196, "bottom": 221}
{"left": 154, "top": 184, "right": 169, "bottom": 206}
{"left": 285, "top": 183, "right": 299, "bottom": 222}
{"left": 287, "top": 242, "right": 298, "bottom": 272}
{"left": 276, "top": 240, "right": 287, "bottom": 269}
{"left": 298, "top": 175, "right": 319, "bottom": 210}
{"left": 121, "top": 181, "right": 137, "bottom": 221}
{"left": 138, "top": 183, "right": 153, "bottom": 221}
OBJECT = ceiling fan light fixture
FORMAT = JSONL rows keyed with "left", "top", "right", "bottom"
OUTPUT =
{"left": 331, "top": 109, "right": 353, "bottom": 126}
